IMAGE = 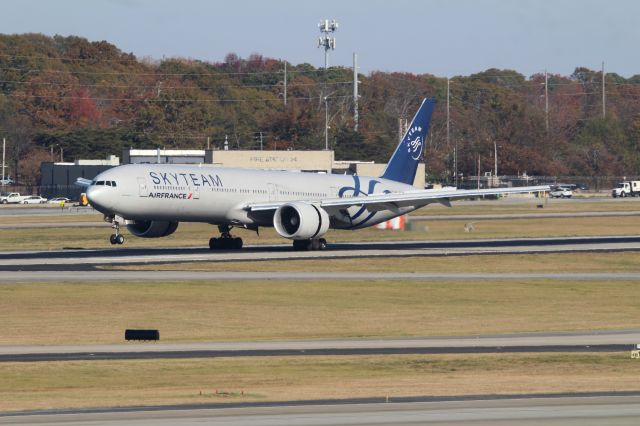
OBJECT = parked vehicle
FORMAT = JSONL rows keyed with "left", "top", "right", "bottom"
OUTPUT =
{"left": 47, "top": 197, "right": 71, "bottom": 204}
{"left": 0, "top": 177, "right": 14, "bottom": 186}
{"left": 0, "top": 192, "right": 25, "bottom": 204}
{"left": 22, "top": 195, "right": 48, "bottom": 204}
{"left": 611, "top": 181, "right": 640, "bottom": 198}
{"left": 549, "top": 187, "right": 573, "bottom": 198}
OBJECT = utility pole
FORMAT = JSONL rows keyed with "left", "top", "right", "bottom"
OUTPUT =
{"left": 602, "top": 61, "right": 606, "bottom": 119}
{"left": 60, "top": 147, "right": 63, "bottom": 162}
{"left": 477, "top": 155, "right": 480, "bottom": 190}
{"left": 207, "top": 136, "right": 210, "bottom": 150}
{"left": 494, "top": 141, "right": 498, "bottom": 180}
{"left": 353, "top": 52, "right": 359, "bottom": 132}
{"left": 446, "top": 78, "right": 450, "bottom": 147}
{"left": 324, "top": 96, "right": 329, "bottom": 150}
{"left": 398, "top": 118, "right": 408, "bottom": 143}
{"left": 283, "top": 61, "right": 287, "bottom": 107}
{"left": 1, "top": 138, "right": 5, "bottom": 183}
{"left": 259, "top": 131, "right": 263, "bottom": 150}
{"left": 544, "top": 70, "right": 549, "bottom": 132}
{"left": 454, "top": 141, "right": 458, "bottom": 188}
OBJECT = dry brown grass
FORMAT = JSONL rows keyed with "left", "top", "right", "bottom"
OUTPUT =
{"left": 1, "top": 280, "right": 639, "bottom": 345}
{"left": 114, "top": 251, "right": 640, "bottom": 273}
{"left": 0, "top": 353, "right": 637, "bottom": 412}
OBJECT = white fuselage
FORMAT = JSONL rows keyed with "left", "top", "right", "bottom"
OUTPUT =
{"left": 87, "top": 164, "right": 418, "bottom": 230}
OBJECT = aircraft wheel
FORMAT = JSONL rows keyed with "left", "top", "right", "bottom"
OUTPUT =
{"left": 293, "top": 240, "right": 308, "bottom": 251}
{"left": 233, "top": 237, "right": 243, "bottom": 249}
{"left": 319, "top": 238, "right": 327, "bottom": 250}
{"left": 116, "top": 234, "right": 125, "bottom": 245}
{"left": 109, "top": 234, "right": 118, "bottom": 245}
{"left": 311, "top": 239, "right": 321, "bottom": 250}
{"left": 209, "top": 237, "right": 219, "bottom": 250}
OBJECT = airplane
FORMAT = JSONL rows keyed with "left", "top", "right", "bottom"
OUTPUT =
{"left": 85, "top": 98, "right": 549, "bottom": 250}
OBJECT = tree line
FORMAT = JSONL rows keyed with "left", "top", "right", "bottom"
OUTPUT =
{"left": 2, "top": 33, "right": 640, "bottom": 186}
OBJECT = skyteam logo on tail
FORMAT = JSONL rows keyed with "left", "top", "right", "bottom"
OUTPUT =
{"left": 381, "top": 99, "right": 435, "bottom": 185}
{"left": 406, "top": 126, "right": 424, "bottom": 160}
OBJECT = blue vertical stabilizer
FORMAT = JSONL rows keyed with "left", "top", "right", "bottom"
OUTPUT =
{"left": 380, "top": 98, "right": 435, "bottom": 184}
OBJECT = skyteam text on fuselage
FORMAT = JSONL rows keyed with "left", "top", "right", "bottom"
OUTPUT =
{"left": 86, "top": 99, "right": 549, "bottom": 250}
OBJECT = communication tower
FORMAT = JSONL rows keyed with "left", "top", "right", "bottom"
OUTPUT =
{"left": 317, "top": 19, "right": 338, "bottom": 68}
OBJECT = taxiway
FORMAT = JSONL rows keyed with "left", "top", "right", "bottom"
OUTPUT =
{"left": 3, "top": 394, "right": 640, "bottom": 425}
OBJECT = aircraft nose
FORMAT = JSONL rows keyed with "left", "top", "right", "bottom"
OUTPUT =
{"left": 86, "top": 185, "right": 113, "bottom": 213}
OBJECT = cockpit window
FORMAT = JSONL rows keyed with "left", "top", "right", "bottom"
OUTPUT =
{"left": 92, "top": 180, "right": 116, "bottom": 187}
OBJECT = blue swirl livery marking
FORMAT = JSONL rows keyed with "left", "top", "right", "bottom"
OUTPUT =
{"left": 338, "top": 176, "right": 390, "bottom": 228}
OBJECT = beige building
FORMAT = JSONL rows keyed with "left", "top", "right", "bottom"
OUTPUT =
{"left": 123, "top": 148, "right": 425, "bottom": 188}
{"left": 211, "top": 150, "right": 334, "bottom": 173}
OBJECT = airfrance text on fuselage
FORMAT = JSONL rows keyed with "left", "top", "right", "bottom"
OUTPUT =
{"left": 148, "top": 171, "right": 223, "bottom": 187}
{"left": 148, "top": 192, "right": 192, "bottom": 199}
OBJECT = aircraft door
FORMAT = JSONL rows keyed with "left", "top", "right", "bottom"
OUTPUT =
{"left": 267, "top": 183, "right": 278, "bottom": 201}
{"left": 137, "top": 177, "right": 149, "bottom": 197}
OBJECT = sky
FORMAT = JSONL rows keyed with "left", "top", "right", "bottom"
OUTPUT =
{"left": 3, "top": 0, "right": 639, "bottom": 78}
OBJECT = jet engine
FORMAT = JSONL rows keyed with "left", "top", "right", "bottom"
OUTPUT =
{"left": 126, "top": 220, "right": 179, "bottom": 238}
{"left": 273, "top": 202, "right": 330, "bottom": 240}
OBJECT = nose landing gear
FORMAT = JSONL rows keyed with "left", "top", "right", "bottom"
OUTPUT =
{"left": 209, "top": 225, "right": 243, "bottom": 250}
{"left": 105, "top": 215, "right": 125, "bottom": 245}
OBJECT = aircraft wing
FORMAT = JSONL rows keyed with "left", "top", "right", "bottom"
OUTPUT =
{"left": 246, "top": 185, "right": 550, "bottom": 212}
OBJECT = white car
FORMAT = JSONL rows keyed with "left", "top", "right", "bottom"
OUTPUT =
{"left": 21, "top": 196, "right": 48, "bottom": 204}
{"left": 47, "top": 197, "right": 71, "bottom": 204}
{"left": 549, "top": 187, "right": 572, "bottom": 198}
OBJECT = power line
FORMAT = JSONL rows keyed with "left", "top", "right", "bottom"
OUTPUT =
{"left": 5, "top": 92, "right": 354, "bottom": 103}
{"left": 0, "top": 65, "right": 352, "bottom": 78}
{"left": 0, "top": 78, "right": 353, "bottom": 90}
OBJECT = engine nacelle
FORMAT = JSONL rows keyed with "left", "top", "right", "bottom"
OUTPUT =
{"left": 126, "top": 220, "right": 179, "bottom": 238}
{"left": 273, "top": 202, "right": 330, "bottom": 240}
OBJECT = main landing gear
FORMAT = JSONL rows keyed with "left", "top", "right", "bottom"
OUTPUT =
{"left": 107, "top": 217, "right": 125, "bottom": 245}
{"left": 209, "top": 225, "right": 243, "bottom": 250}
{"left": 292, "top": 238, "right": 327, "bottom": 251}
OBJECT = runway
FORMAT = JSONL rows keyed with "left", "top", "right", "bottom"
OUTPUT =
{"left": 1, "top": 330, "right": 637, "bottom": 362}
{"left": 2, "top": 235, "right": 640, "bottom": 271}
{"left": 3, "top": 394, "right": 640, "bottom": 425}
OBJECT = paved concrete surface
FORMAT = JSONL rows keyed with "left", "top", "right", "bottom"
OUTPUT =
{"left": 1, "top": 330, "right": 637, "bottom": 357}
{"left": 2, "top": 236, "right": 640, "bottom": 270}
{"left": 3, "top": 395, "right": 640, "bottom": 425}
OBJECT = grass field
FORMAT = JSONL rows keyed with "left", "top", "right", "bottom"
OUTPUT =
{"left": 0, "top": 353, "right": 636, "bottom": 412}
{"left": 1, "top": 280, "right": 639, "bottom": 345}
